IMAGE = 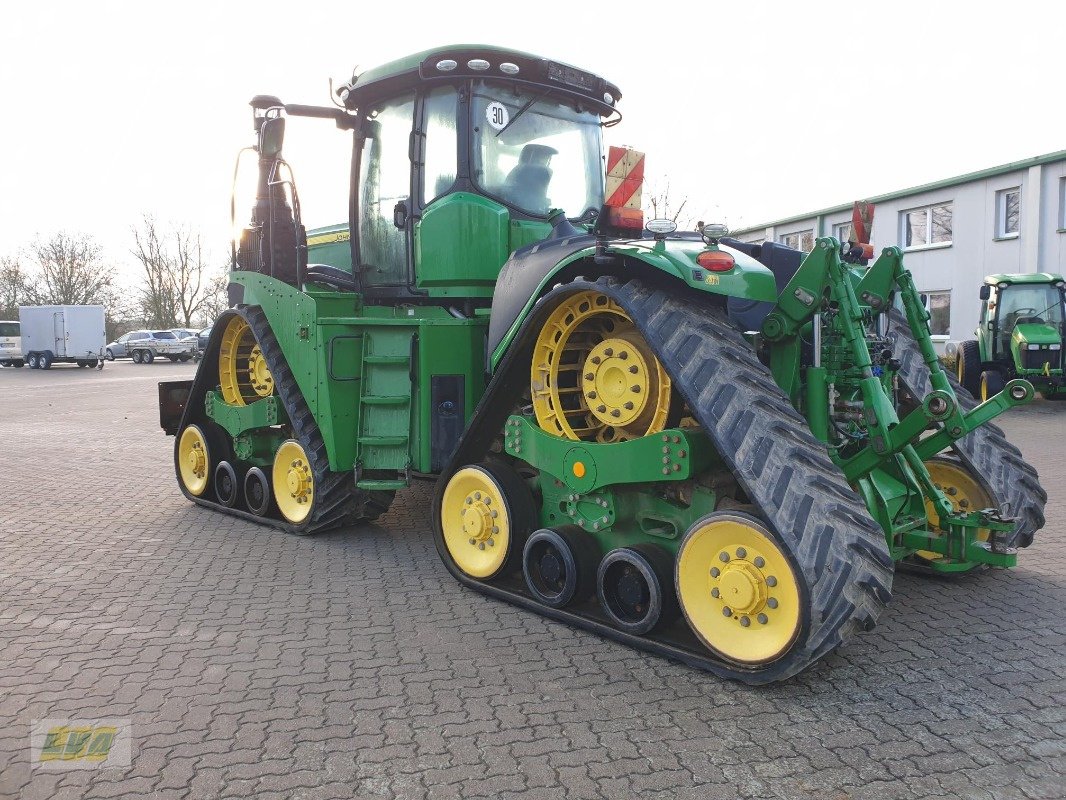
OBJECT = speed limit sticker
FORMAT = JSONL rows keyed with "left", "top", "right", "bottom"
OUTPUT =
{"left": 485, "top": 101, "right": 510, "bottom": 130}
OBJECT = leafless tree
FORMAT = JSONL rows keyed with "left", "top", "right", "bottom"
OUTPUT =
{"left": 643, "top": 176, "right": 707, "bottom": 231}
{"left": 0, "top": 256, "right": 32, "bottom": 318}
{"left": 132, "top": 216, "right": 218, "bottom": 328}
{"left": 196, "top": 267, "right": 231, "bottom": 327}
{"left": 29, "top": 232, "right": 115, "bottom": 306}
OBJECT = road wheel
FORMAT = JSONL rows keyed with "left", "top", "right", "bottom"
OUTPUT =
{"left": 980, "top": 370, "right": 1004, "bottom": 401}
{"left": 440, "top": 461, "right": 534, "bottom": 580}
{"left": 105, "top": 348, "right": 115, "bottom": 361}
{"left": 676, "top": 513, "right": 802, "bottom": 666}
{"left": 522, "top": 527, "right": 598, "bottom": 608}
{"left": 272, "top": 439, "right": 315, "bottom": 524}
{"left": 144, "top": 350, "right": 155, "bottom": 364}
{"left": 214, "top": 461, "right": 240, "bottom": 508}
{"left": 220, "top": 315, "right": 275, "bottom": 405}
{"left": 39, "top": 352, "right": 52, "bottom": 369}
{"left": 955, "top": 340, "right": 981, "bottom": 397}
{"left": 244, "top": 467, "right": 273, "bottom": 517}
{"left": 27, "top": 353, "right": 39, "bottom": 369}
{"left": 86, "top": 359, "right": 98, "bottom": 368}
{"left": 76, "top": 360, "right": 86, "bottom": 368}
{"left": 531, "top": 290, "right": 672, "bottom": 443}
{"left": 177, "top": 425, "right": 212, "bottom": 497}
{"left": 597, "top": 544, "right": 678, "bottom": 635}
{"left": 132, "top": 350, "right": 143, "bottom": 364}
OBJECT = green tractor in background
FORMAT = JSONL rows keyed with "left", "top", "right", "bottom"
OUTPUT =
{"left": 159, "top": 45, "right": 1047, "bottom": 684}
{"left": 955, "top": 273, "right": 1066, "bottom": 400}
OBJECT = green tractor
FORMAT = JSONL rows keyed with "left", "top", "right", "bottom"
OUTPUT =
{"left": 159, "top": 45, "right": 1047, "bottom": 683}
{"left": 956, "top": 273, "right": 1066, "bottom": 400}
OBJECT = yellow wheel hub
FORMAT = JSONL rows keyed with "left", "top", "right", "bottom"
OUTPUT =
{"left": 272, "top": 440, "right": 314, "bottom": 524}
{"left": 219, "top": 316, "right": 275, "bottom": 406}
{"left": 531, "top": 291, "right": 671, "bottom": 443}
{"left": 441, "top": 466, "right": 511, "bottom": 579}
{"left": 676, "top": 514, "right": 801, "bottom": 665}
{"left": 917, "top": 458, "right": 994, "bottom": 560}
{"left": 177, "top": 425, "right": 210, "bottom": 497}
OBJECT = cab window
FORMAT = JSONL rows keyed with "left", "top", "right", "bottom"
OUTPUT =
{"left": 422, "top": 86, "right": 458, "bottom": 204}
{"left": 470, "top": 81, "right": 603, "bottom": 218}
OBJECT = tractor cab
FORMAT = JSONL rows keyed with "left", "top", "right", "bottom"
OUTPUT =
{"left": 234, "top": 46, "right": 619, "bottom": 303}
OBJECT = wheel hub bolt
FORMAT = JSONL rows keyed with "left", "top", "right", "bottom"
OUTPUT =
{"left": 736, "top": 547, "right": 747, "bottom": 558}
{"left": 604, "top": 348, "right": 614, "bottom": 356}
{"left": 629, "top": 365, "right": 639, "bottom": 374}
{"left": 585, "top": 373, "right": 595, "bottom": 381}
{"left": 754, "top": 556, "right": 765, "bottom": 568}
{"left": 740, "top": 616, "right": 750, "bottom": 627}
{"left": 487, "top": 539, "right": 494, "bottom": 547}
{"left": 478, "top": 542, "right": 485, "bottom": 550}
{"left": 722, "top": 606, "right": 732, "bottom": 616}
{"left": 766, "top": 576, "right": 777, "bottom": 587}
{"left": 711, "top": 587, "right": 720, "bottom": 598}
{"left": 757, "top": 613, "right": 768, "bottom": 625}
{"left": 710, "top": 567, "right": 720, "bottom": 577}
{"left": 587, "top": 391, "right": 597, "bottom": 399}
{"left": 719, "top": 552, "right": 730, "bottom": 562}
{"left": 468, "top": 538, "right": 476, "bottom": 545}
{"left": 624, "top": 402, "right": 634, "bottom": 410}
{"left": 767, "top": 597, "right": 778, "bottom": 609}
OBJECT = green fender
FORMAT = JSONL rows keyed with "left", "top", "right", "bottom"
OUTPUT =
{"left": 489, "top": 237, "right": 778, "bottom": 370}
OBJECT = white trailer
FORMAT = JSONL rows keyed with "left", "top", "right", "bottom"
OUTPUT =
{"left": 19, "top": 305, "right": 106, "bottom": 370}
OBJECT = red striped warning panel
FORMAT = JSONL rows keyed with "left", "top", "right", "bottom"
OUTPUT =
{"left": 605, "top": 146, "right": 645, "bottom": 209}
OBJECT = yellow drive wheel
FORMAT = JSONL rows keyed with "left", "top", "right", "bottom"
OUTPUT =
{"left": 917, "top": 457, "right": 994, "bottom": 560}
{"left": 440, "top": 466, "right": 514, "bottom": 579}
{"left": 177, "top": 425, "right": 211, "bottom": 497}
{"left": 219, "top": 315, "right": 275, "bottom": 406}
{"left": 272, "top": 439, "right": 314, "bottom": 524}
{"left": 676, "top": 513, "right": 802, "bottom": 665}
{"left": 531, "top": 290, "right": 671, "bottom": 443}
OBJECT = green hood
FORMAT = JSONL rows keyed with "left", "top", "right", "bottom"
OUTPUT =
{"left": 1012, "top": 322, "right": 1063, "bottom": 347}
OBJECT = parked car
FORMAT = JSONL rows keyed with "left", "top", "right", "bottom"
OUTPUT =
{"left": 106, "top": 330, "right": 196, "bottom": 363}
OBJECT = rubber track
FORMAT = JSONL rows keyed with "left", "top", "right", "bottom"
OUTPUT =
{"left": 435, "top": 277, "right": 895, "bottom": 684}
{"left": 177, "top": 305, "right": 393, "bottom": 534}
{"left": 886, "top": 309, "right": 1046, "bottom": 547}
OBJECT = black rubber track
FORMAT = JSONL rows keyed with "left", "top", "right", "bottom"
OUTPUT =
{"left": 434, "top": 277, "right": 895, "bottom": 684}
{"left": 174, "top": 305, "right": 394, "bottom": 534}
{"left": 886, "top": 310, "right": 1046, "bottom": 547}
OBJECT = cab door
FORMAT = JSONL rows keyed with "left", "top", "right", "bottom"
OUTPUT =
{"left": 356, "top": 92, "right": 415, "bottom": 291}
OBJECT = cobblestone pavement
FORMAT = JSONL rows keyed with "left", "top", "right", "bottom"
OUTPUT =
{"left": 1, "top": 361, "right": 1063, "bottom": 800}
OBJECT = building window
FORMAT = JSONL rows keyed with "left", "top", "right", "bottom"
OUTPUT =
{"left": 901, "top": 202, "right": 952, "bottom": 249}
{"left": 832, "top": 222, "right": 853, "bottom": 243}
{"left": 779, "top": 229, "right": 814, "bottom": 251}
{"left": 995, "top": 188, "right": 1020, "bottom": 239}
{"left": 925, "top": 290, "right": 951, "bottom": 336}
{"left": 1059, "top": 177, "right": 1066, "bottom": 231}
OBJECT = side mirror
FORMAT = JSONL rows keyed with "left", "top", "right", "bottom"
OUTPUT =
{"left": 979, "top": 285, "right": 990, "bottom": 301}
{"left": 259, "top": 116, "right": 285, "bottom": 159}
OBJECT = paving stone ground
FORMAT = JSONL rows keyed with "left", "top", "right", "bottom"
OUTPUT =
{"left": 0, "top": 360, "right": 1063, "bottom": 800}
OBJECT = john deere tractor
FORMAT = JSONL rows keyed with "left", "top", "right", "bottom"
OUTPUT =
{"left": 159, "top": 45, "right": 1046, "bottom": 683}
{"left": 956, "top": 273, "right": 1066, "bottom": 400}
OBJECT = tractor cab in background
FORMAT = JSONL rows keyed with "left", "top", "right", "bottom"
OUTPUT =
{"left": 956, "top": 273, "right": 1066, "bottom": 400}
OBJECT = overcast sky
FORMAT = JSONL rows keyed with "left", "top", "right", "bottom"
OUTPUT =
{"left": 2, "top": 1, "right": 1063, "bottom": 283}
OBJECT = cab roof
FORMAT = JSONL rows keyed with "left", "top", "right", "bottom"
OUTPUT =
{"left": 984, "top": 272, "right": 1065, "bottom": 285}
{"left": 339, "top": 44, "right": 621, "bottom": 117}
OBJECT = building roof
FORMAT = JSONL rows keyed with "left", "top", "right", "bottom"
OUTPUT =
{"left": 732, "top": 149, "right": 1066, "bottom": 236}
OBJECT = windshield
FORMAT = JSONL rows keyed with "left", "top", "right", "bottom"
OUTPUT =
{"left": 0, "top": 322, "right": 18, "bottom": 337}
{"left": 471, "top": 81, "right": 603, "bottom": 218}
{"left": 998, "top": 285, "right": 1064, "bottom": 332}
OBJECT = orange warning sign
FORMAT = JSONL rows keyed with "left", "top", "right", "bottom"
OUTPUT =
{"left": 605, "top": 146, "right": 645, "bottom": 209}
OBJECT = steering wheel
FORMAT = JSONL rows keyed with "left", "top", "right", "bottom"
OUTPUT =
{"left": 1010, "top": 307, "right": 1043, "bottom": 325}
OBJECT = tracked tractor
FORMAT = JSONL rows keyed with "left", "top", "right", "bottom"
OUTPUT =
{"left": 955, "top": 273, "right": 1066, "bottom": 401}
{"left": 159, "top": 45, "right": 1047, "bottom": 683}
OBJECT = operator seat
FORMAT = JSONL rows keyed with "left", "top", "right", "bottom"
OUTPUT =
{"left": 720, "top": 238, "right": 805, "bottom": 332}
{"left": 502, "top": 144, "right": 557, "bottom": 214}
